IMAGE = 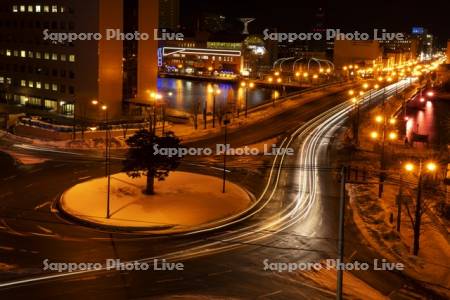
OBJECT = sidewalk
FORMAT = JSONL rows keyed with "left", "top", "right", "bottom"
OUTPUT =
{"left": 337, "top": 85, "right": 450, "bottom": 297}
{"left": 59, "top": 171, "right": 253, "bottom": 234}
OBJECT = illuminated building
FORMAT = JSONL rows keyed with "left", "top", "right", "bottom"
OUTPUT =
{"left": 159, "top": 35, "right": 268, "bottom": 77}
{"left": 0, "top": 0, "right": 158, "bottom": 120}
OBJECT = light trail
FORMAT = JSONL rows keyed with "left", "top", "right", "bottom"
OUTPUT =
{"left": 0, "top": 78, "right": 415, "bottom": 289}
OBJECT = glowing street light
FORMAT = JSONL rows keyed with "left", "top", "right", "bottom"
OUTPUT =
{"left": 375, "top": 115, "right": 384, "bottom": 124}
{"left": 404, "top": 162, "right": 415, "bottom": 172}
{"left": 370, "top": 131, "right": 379, "bottom": 140}
{"left": 426, "top": 162, "right": 437, "bottom": 172}
{"left": 388, "top": 131, "right": 398, "bottom": 140}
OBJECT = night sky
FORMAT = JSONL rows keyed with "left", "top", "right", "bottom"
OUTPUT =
{"left": 181, "top": 0, "right": 449, "bottom": 46}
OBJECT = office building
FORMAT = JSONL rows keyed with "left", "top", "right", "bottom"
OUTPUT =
{"left": 0, "top": 0, "right": 159, "bottom": 120}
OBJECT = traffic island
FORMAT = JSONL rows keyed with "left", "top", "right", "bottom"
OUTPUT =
{"left": 58, "top": 171, "right": 253, "bottom": 234}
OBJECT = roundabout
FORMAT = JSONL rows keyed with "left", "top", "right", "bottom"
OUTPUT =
{"left": 58, "top": 171, "right": 253, "bottom": 234}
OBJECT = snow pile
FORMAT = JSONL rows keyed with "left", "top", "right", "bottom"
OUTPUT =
{"left": 60, "top": 172, "right": 252, "bottom": 233}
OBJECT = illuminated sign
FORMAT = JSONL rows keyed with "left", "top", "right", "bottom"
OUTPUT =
{"left": 163, "top": 47, "right": 242, "bottom": 57}
{"left": 412, "top": 27, "right": 424, "bottom": 35}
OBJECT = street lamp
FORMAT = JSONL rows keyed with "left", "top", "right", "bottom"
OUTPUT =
{"left": 241, "top": 81, "right": 254, "bottom": 118}
{"left": 208, "top": 87, "right": 221, "bottom": 128}
{"left": 372, "top": 114, "right": 398, "bottom": 198}
{"left": 222, "top": 112, "right": 231, "bottom": 193}
{"left": 91, "top": 99, "right": 111, "bottom": 219}
{"left": 403, "top": 160, "right": 438, "bottom": 255}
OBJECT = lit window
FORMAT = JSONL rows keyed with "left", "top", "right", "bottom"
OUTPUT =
{"left": 36, "top": 52, "right": 41, "bottom": 59}
{"left": 35, "top": 5, "right": 41, "bottom": 13}
{"left": 68, "top": 55, "right": 75, "bottom": 62}
{"left": 6, "top": 78, "right": 12, "bottom": 84}
{"left": 28, "top": 5, "right": 33, "bottom": 12}
{"left": 21, "top": 80, "right": 26, "bottom": 87}
{"left": 20, "top": 50, "right": 26, "bottom": 58}
{"left": 44, "top": 53, "right": 50, "bottom": 60}
{"left": 51, "top": 5, "right": 58, "bottom": 13}
{"left": 29, "top": 81, "right": 34, "bottom": 88}
{"left": 60, "top": 54, "right": 66, "bottom": 61}
{"left": 43, "top": 5, "right": 49, "bottom": 12}
{"left": 0, "top": 77, "right": 4, "bottom": 84}
{"left": 36, "top": 82, "right": 42, "bottom": 89}
{"left": 52, "top": 84, "right": 58, "bottom": 91}
{"left": 45, "top": 100, "right": 57, "bottom": 110}
{"left": 20, "top": 5, "right": 25, "bottom": 12}
{"left": 52, "top": 53, "right": 58, "bottom": 61}
{"left": 28, "top": 51, "right": 33, "bottom": 58}
{"left": 6, "top": 50, "right": 11, "bottom": 56}
{"left": 60, "top": 6, "right": 65, "bottom": 13}
{"left": 12, "top": 5, "right": 18, "bottom": 12}
{"left": 44, "top": 83, "right": 50, "bottom": 90}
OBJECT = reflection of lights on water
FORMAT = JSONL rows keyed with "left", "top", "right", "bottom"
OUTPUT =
{"left": 273, "top": 90, "right": 280, "bottom": 99}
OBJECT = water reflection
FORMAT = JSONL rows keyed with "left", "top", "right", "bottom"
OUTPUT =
{"left": 157, "top": 78, "right": 284, "bottom": 112}
{"left": 406, "top": 99, "right": 435, "bottom": 145}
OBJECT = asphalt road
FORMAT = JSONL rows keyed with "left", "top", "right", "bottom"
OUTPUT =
{"left": 0, "top": 80, "right": 439, "bottom": 299}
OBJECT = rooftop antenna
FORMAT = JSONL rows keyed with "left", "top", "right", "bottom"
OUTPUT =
{"left": 239, "top": 18, "right": 255, "bottom": 35}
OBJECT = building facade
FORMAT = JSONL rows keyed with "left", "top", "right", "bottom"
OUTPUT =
{"left": 159, "top": 0, "right": 179, "bottom": 31}
{"left": 0, "top": 0, "right": 158, "bottom": 120}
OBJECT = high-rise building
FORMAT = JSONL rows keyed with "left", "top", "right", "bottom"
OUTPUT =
{"left": 159, "top": 0, "right": 179, "bottom": 31}
{"left": 0, "top": 0, "right": 159, "bottom": 120}
{"left": 411, "top": 27, "right": 433, "bottom": 60}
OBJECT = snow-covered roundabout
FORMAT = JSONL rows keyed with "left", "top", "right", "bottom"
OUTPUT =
{"left": 58, "top": 171, "right": 253, "bottom": 234}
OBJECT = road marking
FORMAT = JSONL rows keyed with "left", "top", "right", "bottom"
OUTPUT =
{"left": 28, "top": 168, "right": 43, "bottom": 174}
{"left": 207, "top": 269, "right": 232, "bottom": 277}
{"left": 348, "top": 250, "right": 357, "bottom": 260}
{"left": 155, "top": 277, "right": 184, "bottom": 284}
{"left": 2, "top": 175, "right": 17, "bottom": 181}
{"left": 30, "top": 232, "right": 56, "bottom": 238}
{"left": 0, "top": 192, "right": 13, "bottom": 199}
{"left": 53, "top": 163, "right": 67, "bottom": 168}
{"left": 34, "top": 201, "right": 51, "bottom": 210}
{"left": 78, "top": 176, "right": 91, "bottom": 181}
{"left": 36, "top": 225, "right": 53, "bottom": 234}
{"left": 25, "top": 183, "right": 34, "bottom": 189}
{"left": 0, "top": 246, "right": 14, "bottom": 251}
{"left": 258, "top": 290, "right": 282, "bottom": 298}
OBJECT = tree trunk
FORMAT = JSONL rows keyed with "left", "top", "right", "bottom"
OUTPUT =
{"left": 145, "top": 171, "right": 155, "bottom": 195}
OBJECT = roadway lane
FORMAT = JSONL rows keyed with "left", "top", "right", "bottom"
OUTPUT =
{"left": 0, "top": 79, "right": 433, "bottom": 299}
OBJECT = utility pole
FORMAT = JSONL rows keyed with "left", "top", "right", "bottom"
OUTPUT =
{"left": 413, "top": 161, "right": 423, "bottom": 256}
{"left": 337, "top": 166, "right": 347, "bottom": 300}
{"left": 396, "top": 173, "right": 403, "bottom": 232}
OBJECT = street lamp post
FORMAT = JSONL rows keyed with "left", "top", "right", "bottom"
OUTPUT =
{"left": 222, "top": 113, "right": 231, "bottom": 193}
{"left": 91, "top": 100, "right": 111, "bottom": 219}
{"left": 372, "top": 115, "right": 398, "bottom": 198}
{"left": 208, "top": 87, "right": 221, "bottom": 128}
{"left": 241, "top": 81, "right": 254, "bottom": 118}
{"left": 404, "top": 160, "right": 437, "bottom": 255}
